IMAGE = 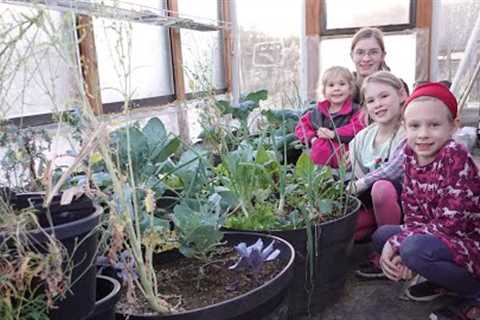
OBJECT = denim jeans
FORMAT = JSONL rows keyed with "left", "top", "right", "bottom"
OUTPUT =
{"left": 372, "top": 225, "right": 480, "bottom": 299}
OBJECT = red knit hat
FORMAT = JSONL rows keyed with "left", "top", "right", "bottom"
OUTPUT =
{"left": 405, "top": 82, "right": 458, "bottom": 118}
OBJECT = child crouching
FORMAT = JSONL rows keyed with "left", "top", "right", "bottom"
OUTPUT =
{"left": 373, "top": 82, "right": 480, "bottom": 319}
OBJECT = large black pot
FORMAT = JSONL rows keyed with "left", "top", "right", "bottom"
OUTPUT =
{"left": 1, "top": 192, "right": 101, "bottom": 320}
{"left": 87, "top": 275, "right": 121, "bottom": 320}
{"left": 228, "top": 196, "right": 361, "bottom": 318}
{"left": 116, "top": 231, "right": 295, "bottom": 320}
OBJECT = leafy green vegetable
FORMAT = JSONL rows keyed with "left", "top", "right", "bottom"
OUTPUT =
{"left": 172, "top": 195, "right": 225, "bottom": 261}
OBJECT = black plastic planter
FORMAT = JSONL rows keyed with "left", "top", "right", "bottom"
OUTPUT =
{"left": 226, "top": 196, "right": 361, "bottom": 318}
{"left": 1, "top": 192, "right": 101, "bottom": 320}
{"left": 270, "top": 197, "right": 361, "bottom": 318}
{"left": 116, "top": 231, "right": 295, "bottom": 320}
{"left": 87, "top": 275, "right": 121, "bottom": 320}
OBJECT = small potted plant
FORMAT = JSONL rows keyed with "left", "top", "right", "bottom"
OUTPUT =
{"left": 0, "top": 123, "right": 102, "bottom": 320}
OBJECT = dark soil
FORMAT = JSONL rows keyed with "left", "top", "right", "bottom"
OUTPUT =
{"left": 116, "top": 247, "right": 286, "bottom": 316}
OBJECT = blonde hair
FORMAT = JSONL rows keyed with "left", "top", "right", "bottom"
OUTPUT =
{"left": 351, "top": 27, "right": 389, "bottom": 72}
{"left": 361, "top": 71, "right": 403, "bottom": 101}
{"left": 319, "top": 66, "right": 355, "bottom": 98}
{"left": 360, "top": 71, "right": 403, "bottom": 124}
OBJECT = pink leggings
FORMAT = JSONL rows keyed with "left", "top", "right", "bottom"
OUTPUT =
{"left": 354, "top": 180, "right": 402, "bottom": 241}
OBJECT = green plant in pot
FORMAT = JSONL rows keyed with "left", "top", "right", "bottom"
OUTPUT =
{"left": 0, "top": 8, "right": 112, "bottom": 319}
{"left": 100, "top": 193, "right": 295, "bottom": 320}
{"left": 84, "top": 117, "right": 295, "bottom": 319}
{"left": 216, "top": 134, "right": 360, "bottom": 317}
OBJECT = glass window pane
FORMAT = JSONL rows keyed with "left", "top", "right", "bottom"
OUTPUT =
{"left": 178, "top": 0, "right": 224, "bottom": 94}
{"left": 319, "top": 33, "right": 416, "bottom": 97}
{"left": 325, "top": 0, "right": 411, "bottom": 29}
{"left": 236, "top": 0, "right": 302, "bottom": 107}
{"left": 94, "top": 1, "right": 173, "bottom": 104}
{"left": 434, "top": 0, "right": 480, "bottom": 104}
{"left": 0, "top": 5, "right": 78, "bottom": 118}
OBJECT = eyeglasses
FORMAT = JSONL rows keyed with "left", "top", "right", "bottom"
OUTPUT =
{"left": 353, "top": 49, "right": 382, "bottom": 58}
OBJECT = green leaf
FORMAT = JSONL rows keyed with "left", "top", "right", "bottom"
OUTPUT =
{"left": 231, "top": 102, "right": 256, "bottom": 121}
{"left": 244, "top": 89, "right": 268, "bottom": 103}
{"left": 172, "top": 200, "right": 224, "bottom": 260}
{"left": 114, "top": 127, "right": 148, "bottom": 174}
{"left": 318, "top": 199, "right": 334, "bottom": 214}
{"left": 213, "top": 186, "right": 239, "bottom": 209}
{"left": 174, "top": 148, "right": 209, "bottom": 194}
{"left": 151, "top": 136, "right": 181, "bottom": 163}
{"left": 139, "top": 214, "right": 170, "bottom": 233}
{"left": 143, "top": 117, "right": 167, "bottom": 148}
{"left": 255, "top": 144, "right": 270, "bottom": 164}
{"left": 215, "top": 100, "right": 232, "bottom": 115}
{"left": 295, "top": 152, "right": 315, "bottom": 181}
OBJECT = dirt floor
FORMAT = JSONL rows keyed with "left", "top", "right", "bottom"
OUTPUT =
{"left": 299, "top": 243, "right": 455, "bottom": 320}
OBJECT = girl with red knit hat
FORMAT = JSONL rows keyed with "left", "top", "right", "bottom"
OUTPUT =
{"left": 372, "top": 82, "right": 480, "bottom": 320}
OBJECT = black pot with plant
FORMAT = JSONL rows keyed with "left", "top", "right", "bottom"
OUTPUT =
{"left": 0, "top": 191, "right": 101, "bottom": 320}
{"left": 269, "top": 198, "right": 361, "bottom": 318}
{"left": 114, "top": 231, "right": 295, "bottom": 320}
{"left": 219, "top": 146, "right": 361, "bottom": 318}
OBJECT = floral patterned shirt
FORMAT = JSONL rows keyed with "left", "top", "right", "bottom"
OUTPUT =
{"left": 389, "top": 140, "right": 480, "bottom": 278}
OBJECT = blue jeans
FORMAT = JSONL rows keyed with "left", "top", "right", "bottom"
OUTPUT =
{"left": 372, "top": 225, "right": 480, "bottom": 299}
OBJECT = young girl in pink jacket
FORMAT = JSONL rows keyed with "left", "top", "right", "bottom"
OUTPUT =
{"left": 373, "top": 82, "right": 480, "bottom": 319}
{"left": 295, "top": 66, "right": 365, "bottom": 168}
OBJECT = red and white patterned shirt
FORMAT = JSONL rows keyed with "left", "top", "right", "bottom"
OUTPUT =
{"left": 389, "top": 140, "right": 480, "bottom": 278}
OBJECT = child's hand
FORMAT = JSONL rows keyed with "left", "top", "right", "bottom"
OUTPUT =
{"left": 316, "top": 128, "right": 335, "bottom": 139}
{"left": 392, "top": 256, "right": 414, "bottom": 280}
{"left": 380, "top": 242, "right": 402, "bottom": 281}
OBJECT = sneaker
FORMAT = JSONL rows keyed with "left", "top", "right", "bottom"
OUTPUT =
{"left": 429, "top": 299, "right": 480, "bottom": 320}
{"left": 406, "top": 280, "right": 451, "bottom": 302}
{"left": 355, "top": 253, "right": 386, "bottom": 279}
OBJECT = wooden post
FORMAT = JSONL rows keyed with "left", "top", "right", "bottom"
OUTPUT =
{"left": 77, "top": 15, "right": 103, "bottom": 114}
{"left": 305, "top": 0, "right": 321, "bottom": 101}
{"left": 221, "top": 0, "right": 232, "bottom": 94}
{"left": 416, "top": 0, "right": 433, "bottom": 81}
{"left": 167, "top": 0, "right": 190, "bottom": 141}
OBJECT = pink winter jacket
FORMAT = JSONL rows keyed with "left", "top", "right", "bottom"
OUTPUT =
{"left": 295, "top": 98, "right": 365, "bottom": 168}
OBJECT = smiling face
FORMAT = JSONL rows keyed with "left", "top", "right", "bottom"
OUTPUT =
{"left": 323, "top": 74, "right": 352, "bottom": 109}
{"left": 364, "top": 81, "right": 402, "bottom": 126}
{"left": 351, "top": 37, "right": 386, "bottom": 78}
{"left": 404, "top": 98, "right": 457, "bottom": 166}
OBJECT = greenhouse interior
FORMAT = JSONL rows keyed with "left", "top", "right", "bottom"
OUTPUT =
{"left": 0, "top": 0, "right": 479, "bottom": 319}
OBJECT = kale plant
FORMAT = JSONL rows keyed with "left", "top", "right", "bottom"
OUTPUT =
{"left": 172, "top": 194, "right": 225, "bottom": 261}
{"left": 229, "top": 238, "right": 280, "bottom": 274}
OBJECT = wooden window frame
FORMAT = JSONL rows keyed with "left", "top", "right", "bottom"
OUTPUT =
{"left": 11, "top": 2, "right": 227, "bottom": 127}
{"left": 320, "top": 0, "right": 417, "bottom": 36}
